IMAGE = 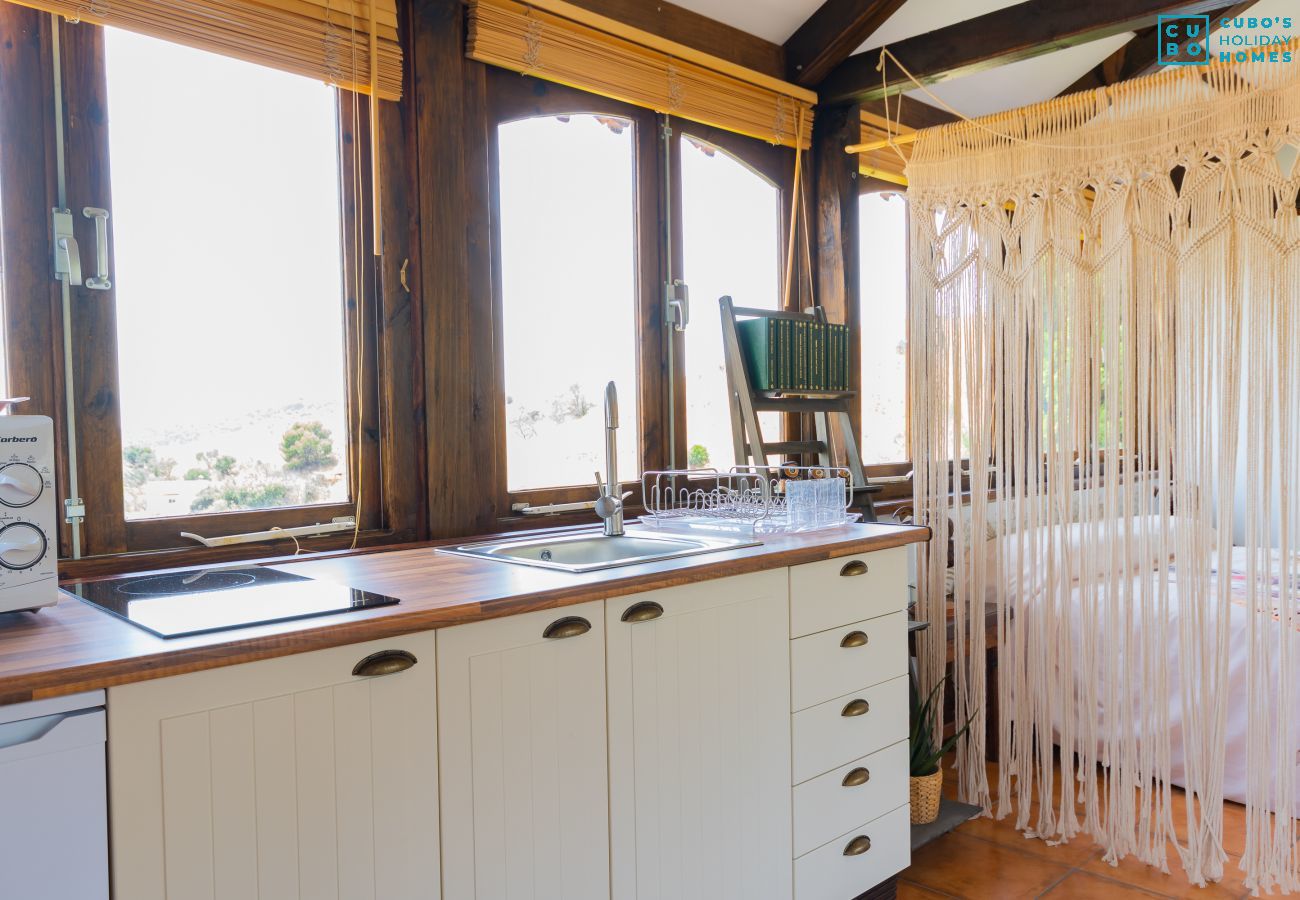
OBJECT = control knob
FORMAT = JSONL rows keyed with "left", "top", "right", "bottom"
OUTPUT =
{"left": 0, "top": 463, "right": 44, "bottom": 508}
{"left": 0, "top": 522, "right": 47, "bottom": 571}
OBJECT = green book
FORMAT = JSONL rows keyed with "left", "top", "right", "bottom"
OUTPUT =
{"left": 791, "top": 320, "right": 801, "bottom": 391}
{"left": 811, "top": 322, "right": 827, "bottom": 391}
{"left": 781, "top": 318, "right": 793, "bottom": 390}
{"left": 736, "top": 317, "right": 781, "bottom": 390}
{"left": 830, "top": 323, "right": 849, "bottom": 390}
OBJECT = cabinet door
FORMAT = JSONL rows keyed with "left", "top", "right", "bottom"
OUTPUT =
{"left": 437, "top": 600, "right": 610, "bottom": 900}
{"left": 108, "top": 633, "right": 440, "bottom": 900}
{"left": 607, "top": 569, "right": 792, "bottom": 900}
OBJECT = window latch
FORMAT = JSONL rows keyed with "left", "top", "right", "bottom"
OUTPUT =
{"left": 665, "top": 280, "right": 690, "bottom": 331}
{"left": 82, "top": 207, "right": 112, "bottom": 290}
{"left": 52, "top": 208, "right": 82, "bottom": 286}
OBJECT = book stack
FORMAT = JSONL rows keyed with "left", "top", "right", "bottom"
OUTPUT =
{"left": 736, "top": 316, "right": 850, "bottom": 392}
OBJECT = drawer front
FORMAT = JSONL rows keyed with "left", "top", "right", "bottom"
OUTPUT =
{"left": 790, "top": 548, "right": 908, "bottom": 639}
{"left": 794, "top": 805, "right": 910, "bottom": 900}
{"left": 792, "top": 676, "right": 908, "bottom": 785}
{"left": 792, "top": 740, "right": 908, "bottom": 858}
{"left": 790, "top": 611, "right": 907, "bottom": 712}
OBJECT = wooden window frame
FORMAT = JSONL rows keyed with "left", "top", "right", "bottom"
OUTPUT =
{"left": 0, "top": 8, "right": 425, "bottom": 573}
{"left": 484, "top": 70, "right": 669, "bottom": 516}
{"left": 857, "top": 178, "right": 913, "bottom": 507}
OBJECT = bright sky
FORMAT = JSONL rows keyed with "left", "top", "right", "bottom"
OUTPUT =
{"left": 497, "top": 115, "right": 641, "bottom": 492}
{"left": 858, "top": 192, "right": 908, "bottom": 464}
{"left": 679, "top": 135, "right": 782, "bottom": 470}
{"left": 104, "top": 28, "right": 348, "bottom": 448}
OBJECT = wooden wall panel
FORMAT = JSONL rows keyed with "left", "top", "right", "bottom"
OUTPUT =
{"left": 813, "top": 102, "right": 863, "bottom": 446}
{"left": 0, "top": 6, "right": 72, "bottom": 556}
{"left": 413, "top": 0, "right": 502, "bottom": 538}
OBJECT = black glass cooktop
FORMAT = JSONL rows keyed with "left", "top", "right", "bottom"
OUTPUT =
{"left": 66, "top": 567, "right": 399, "bottom": 639}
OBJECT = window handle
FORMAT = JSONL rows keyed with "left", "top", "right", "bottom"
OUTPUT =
{"left": 665, "top": 279, "right": 689, "bottom": 331}
{"left": 82, "top": 207, "right": 111, "bottom": 290}
{"left": 51, "top": 208, "right": 82, "bottom": 286}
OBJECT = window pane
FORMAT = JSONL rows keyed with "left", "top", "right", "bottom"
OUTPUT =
{"left": 105, "top": 29, "right": 349, "bottom": 520}
{"left": 0, "top": 134, "right": 7, "bottom": 397}
{"left": 858, "top": 192, "right": 908, "bottom": 464}
{"left": 497, "top": 115, "right": 639, "bottom": 492}
{"left": 680, "top": 136, "right": 780, "bottom": 471}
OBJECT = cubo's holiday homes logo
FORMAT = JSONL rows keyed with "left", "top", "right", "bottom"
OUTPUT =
{"left": 1158, "top": 14, "right": 1209, "bottom": 64}
{"left": 1158, "top": 13, "right": 1294, "bottom": 65}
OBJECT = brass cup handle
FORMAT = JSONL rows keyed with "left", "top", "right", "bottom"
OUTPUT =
{"left": 839, "top": 560, "right": 869, "bottom": 577}
{"left": 840, "top": 630, "right": 868, "bottom": 648}
{"left": 621, "top": 600, "right": 665, "bottom": 623}
{"left": 841, "top": 698, "right": 870, "bottom": 717}
{"left": 543, "top": 616, "right": 592, "bottom": 640}
{"left": 352, "top": 649, "right": 417, "bottom": 677}
{"left": 843, "top": 835, "right": 872, "bottom": 856}
{"left": 841, "top": 767, "right": 871, "bottom": 787}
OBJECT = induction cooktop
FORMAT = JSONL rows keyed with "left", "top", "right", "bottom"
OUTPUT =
{"left": 66, "top": 566, "right": 400, "bottom": 639}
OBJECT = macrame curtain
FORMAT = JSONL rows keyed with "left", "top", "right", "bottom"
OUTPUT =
{"left": 907, "top": 53, "right": 1300, "bottom": 892}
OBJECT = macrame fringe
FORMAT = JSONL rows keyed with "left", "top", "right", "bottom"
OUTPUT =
{"left": 908, "top": 51, "right": 1300, "bottom": 893}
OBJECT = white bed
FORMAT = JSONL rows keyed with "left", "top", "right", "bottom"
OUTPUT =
{"left": 984, "top": 516, "right": 1300, "bottom": 813}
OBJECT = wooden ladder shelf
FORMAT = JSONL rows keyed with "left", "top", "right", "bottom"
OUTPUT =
{"left": 719, "top": 296, "right": 881, "bottom": 521}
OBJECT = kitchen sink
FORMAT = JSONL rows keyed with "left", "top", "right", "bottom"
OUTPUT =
{"left": 439, "top": 528, "right": 760, "bottom": 573}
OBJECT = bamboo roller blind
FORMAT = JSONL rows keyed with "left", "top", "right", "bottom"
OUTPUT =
{"left": 7, "top": 0, "right": 403, "bottom": 100}
{"left": 467, "top": 0, "right": 815, "bottom": 149}
{"left": 857, "top": 110, "right": 910, "bottom": 186}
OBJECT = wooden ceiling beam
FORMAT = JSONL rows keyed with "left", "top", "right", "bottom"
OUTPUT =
{"left": 861, "top": 95, "right": 957, "bottom": 131}
{"left": 783, "top": 0, "right": 909, "bottom": 86}
{"left": 1057, "top": 1, "right": 1256, "bottom": 96}
{"left": 561, "top": 0, "right": 786, "bottom": 78}
{"left": 818, "top": 0, "right": 1232, "bottom": 104}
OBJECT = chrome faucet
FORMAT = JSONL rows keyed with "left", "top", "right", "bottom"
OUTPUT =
{"left": 593, "top": 381, "right": 624, "bottom": 537}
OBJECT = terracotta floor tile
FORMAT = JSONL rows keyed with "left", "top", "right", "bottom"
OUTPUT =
{"left": 904, "top": 832, "right": 1072, "bottom": 899}
{"left": 1079, "top": 846, "right": 1248, "bottom": 900}
{"left": 953, "top": 804, "right": 1103, "bottom": 868}
{"left": 1040, "top": 871, "right": 1166, "bottom": 898}
{"left": 897, "top": 879, "right": 958, "bottom": 899}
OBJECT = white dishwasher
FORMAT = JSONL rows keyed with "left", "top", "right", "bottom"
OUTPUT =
{"left": 0, "top": 690, "right": 109, "bottom": 900}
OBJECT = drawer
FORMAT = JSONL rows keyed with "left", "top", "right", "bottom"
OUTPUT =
{"left": 792, "top": 676, "right": 908, "bottom": 785}
{"left": 794, "top": 805, "right": 910, "bottom": 900}
{"left": 792, "top": 740, "right": 908, "bottom": 857}
{"left": 790, "top": 548, "right": 908, "bottom": 639}
{"left": 790, "top": 611, "right": 907, "bottom": 712}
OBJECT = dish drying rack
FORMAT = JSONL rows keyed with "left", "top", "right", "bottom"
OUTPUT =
{"left": 639, "top": 465, "right": 859, "bottom": 536}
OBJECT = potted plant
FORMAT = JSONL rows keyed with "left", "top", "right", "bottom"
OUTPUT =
{"left": 909, "top": 675, "right": 974, "bottom": 825}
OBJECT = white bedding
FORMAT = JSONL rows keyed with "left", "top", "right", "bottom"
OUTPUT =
{"left": 999, "top": 531, "right": 1300, "bottom": 812}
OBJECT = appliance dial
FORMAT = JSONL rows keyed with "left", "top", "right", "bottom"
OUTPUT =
{"left": 0, "top": 522, "right": 47, "bottom": 570}
{"left": 0, "top": 463, "right": 44, "bottom": 508}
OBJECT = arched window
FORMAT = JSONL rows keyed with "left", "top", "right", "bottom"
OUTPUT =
{"left": 496, "top": 112, "right": 641, "bottom": 493}
{"left": 678, "top": 133, "right": 783, "bottom": 472}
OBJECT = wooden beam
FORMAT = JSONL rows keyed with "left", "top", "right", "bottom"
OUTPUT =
{"left": 1057, "top": 1, "right": 1254, "bottom": 96}
{"left": 819, "top": 0, "right": 1231, "bottom": 104}
{"left": 863, "top": 95, "right": 957, "bottom": 131}
{"left": 563, "top": 0, "right": 786, "bottom": 79}
{"left": 812, "top": 103, "right": 863, "bottom": 443}
{"left": 784, "top": 0, "right": 908, "bottom": 86}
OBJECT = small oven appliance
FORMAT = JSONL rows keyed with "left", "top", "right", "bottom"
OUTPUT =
{"left": 0, "top": 414, "right": 57, "bottom": 615}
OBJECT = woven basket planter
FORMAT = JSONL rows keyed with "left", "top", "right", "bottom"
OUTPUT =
{"left": 910, "top": 768, "right": 943, "bottom": 825}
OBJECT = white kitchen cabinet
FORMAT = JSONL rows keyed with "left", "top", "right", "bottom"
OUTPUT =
{"left": 108, "top": 633, "right": 440, "bottom": 900}
{"left": 437, "top": 600, "right": 610, "bottom": 900}
{"left": 606, "top": 569, "right": 793, "bottom": 900}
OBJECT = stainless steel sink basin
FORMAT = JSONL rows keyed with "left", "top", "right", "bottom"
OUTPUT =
{"left": 439, "top": 528, "right": 760, "bottom": 573}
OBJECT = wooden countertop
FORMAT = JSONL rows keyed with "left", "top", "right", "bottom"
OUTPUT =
{"left": 0, "top": 522, "right": 927, "bottom": 704}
